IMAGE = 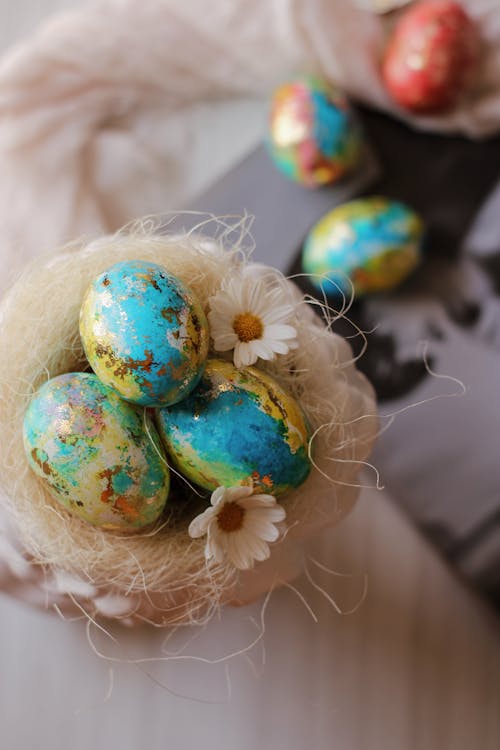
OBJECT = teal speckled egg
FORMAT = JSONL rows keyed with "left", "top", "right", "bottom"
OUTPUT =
{"left": 23, "top": 372, "right": 169, "bottom": 532}
{"left": 80, "top": 260, "right": 209, "bottom": 407}
{"left": 302, "top": 196, "right": 423, "bottom": 297}
{"left": 156, "top": 359, "right": 311, "bottom": 497}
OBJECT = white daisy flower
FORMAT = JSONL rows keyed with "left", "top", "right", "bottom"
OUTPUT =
{"left": 207, "top": 274, "right": 298, "bottom": 368}
{"left": 188, "top": 486, "right": 287, "bottom": 570}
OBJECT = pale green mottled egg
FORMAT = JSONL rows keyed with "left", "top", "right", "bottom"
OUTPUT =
{"left": 156, "top": 359, "right": 311, "bottom": 496}
{"left": 23, "top": 372, "right": 169, "bottom": 532}
{"left": 80, "top": 260, "right": 209, "bottom": 407}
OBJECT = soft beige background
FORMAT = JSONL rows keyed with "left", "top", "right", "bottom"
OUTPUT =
{"left": 0, "top": 3, "right": 499, "bottom": 749}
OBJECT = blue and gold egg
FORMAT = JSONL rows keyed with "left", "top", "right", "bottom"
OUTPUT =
{"left": 23, "top": 372, "right": 170, "bottom": 532}
{"left": 156, "top": 359, "right": 311, "bottom": 496}
{"left": 80, "top": 260, "right": 209, "bottom": 407}
{"left": 302, "top": 196, "right": 423, "bottom": 297}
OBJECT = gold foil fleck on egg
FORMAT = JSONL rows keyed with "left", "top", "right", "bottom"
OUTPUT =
{"left": 407, "top": 53, "right": 425, "bottom": 71}
{"left": 272, "top": 109, "right": 308, "bottom": 148}
{"left": 327, "top": 222, "right": 356, "bottom": 250}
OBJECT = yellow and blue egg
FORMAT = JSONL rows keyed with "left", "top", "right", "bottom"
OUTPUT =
{"left": 23, "top": 372, "right": 170, "bottom": 532}
{"left": 302, "top": 196, "right": 423, "bottom": 297}
{"left": 156, "top": 359, "right": 311, "bottom": 497}
{"left": 80, "top": 260, "right": 209, "bottom": 407}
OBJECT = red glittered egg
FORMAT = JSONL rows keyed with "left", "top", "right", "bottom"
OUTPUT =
{"left": 382, "top": 1, "right": 479, "bottom": 113}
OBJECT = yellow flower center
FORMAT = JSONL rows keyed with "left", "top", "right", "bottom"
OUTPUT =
{"left": 233, "top": 312, "right": 264, "bottom": 343}
{"left": 217, "top": 501, "right": 245, "bottom": 533}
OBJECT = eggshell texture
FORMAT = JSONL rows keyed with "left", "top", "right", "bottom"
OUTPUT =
{"left": 156, "top": 359, "right": 311, "bottom": 496}
{"left": 382, "top": 0, "right": 479, "bottom": 113}
{"left": 80, "top": 260, "right": 209, "bottom": 407}
{"left": 267, "top": 76, "right": 362, "bottom": 187}
{"left": 23, "top": 373, "right": 169, "bottom": 531}
{"left": 302, "top": 196, "right": 423, "bottom": 297}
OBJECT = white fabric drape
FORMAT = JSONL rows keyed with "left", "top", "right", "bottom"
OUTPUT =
{"left": 0, "top": 0, "right": 499, "bottom": 280}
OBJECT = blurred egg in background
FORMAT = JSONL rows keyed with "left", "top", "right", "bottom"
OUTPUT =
{"left": 382, "top": 0, "right": 479, "bottom": 113}
{"left": 267, "top": 75, "right": 363, "bottom": 187}
{"left": 302, "top": 196, "right": 423, "bottom": 298}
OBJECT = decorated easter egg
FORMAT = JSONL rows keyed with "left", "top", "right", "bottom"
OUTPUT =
{"left": 302, "top": 197, "right": 423, "bottom": 297}
{"left": 23, "top": 372, "right": 169, "bottom": 531}
{"left": 267, "top": 76, "right": 362, "bottom": 188}
{"left": 382, "top": 1, "right": 479, "bottom": 113}
{"left": 80, "top": 260, "right": 209, "bottom": 407}
{"left": 156, "top": 359, "right": 311, "bottom": 496}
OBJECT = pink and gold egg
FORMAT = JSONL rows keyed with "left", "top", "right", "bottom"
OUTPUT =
{"left": 382, "top": 0, "right": 479, "bottom": 113}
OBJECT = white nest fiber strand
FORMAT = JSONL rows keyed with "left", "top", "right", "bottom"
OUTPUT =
{"left": 0, "top": 217, "right": 377, "bottom": 625}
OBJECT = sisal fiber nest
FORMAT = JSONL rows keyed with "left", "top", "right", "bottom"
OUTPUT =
{"left": 0, "top": 217, "right": 377, "bottom": 626}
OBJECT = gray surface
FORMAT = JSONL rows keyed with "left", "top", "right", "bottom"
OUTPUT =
{"left": 188, "top": 144, "right": 380, "bottom": 271}
{"left": 367, "top": 173, "right": 500, "bottom": 602}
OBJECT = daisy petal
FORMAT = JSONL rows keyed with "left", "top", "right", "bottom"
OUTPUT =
{"left": 234, "top": 341, "right": 257, "bottom": 368}
{"left": 267, "top": 340, "right": 290, "bottom": 355}
{"left": 213, "top": 333, "right": 239, "bottom": 351}
{"left": 227, "top": 534, "right": 251, "bottom": 570}
{"left": 246, "top": 507, "right": 284, "bottom": 526}
{"left": 188, "top": 508, "right": 215, "bottom": 538}
{"left": 249, "top": 505, "right": 287, "bottom": 523}
{"left": 210, "top": 486, "right": 227, "bottom": 506}
{"left": 243, "top": 516, "right": 280, "bottom": 542}
{"left": 248, "top": 536, "right": 271, "bottom": 562}
{"left": 232, "top": 536, "right": 254, "bottom": 570}
{"left": 207, "top": 528, "right": 227, "bottom": 563}
{"left": 262, "top": 305, "right": 295, "bottom": 324}
{"left": 208, "top": 296, "right": 235, "bottom": 317}
{"left": 251, "top": 340, "right": 276, "bottom": 361}
{"left": 240, "top": 495, "right": 280, "bottom": 509}
{"left": 207, "top": 307, "right": 230, "bottom": 323}
{"left": 258, "top": 523, "right": 281, "bottom": 542}
{"left": 247, "top": 282, "right": 264, "bottom": 314}
{"left": 265, "top": 323, "right": 297, "bottom": 340}
{"left": 226, "top": 485, "right": 253, "bottom": 502}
